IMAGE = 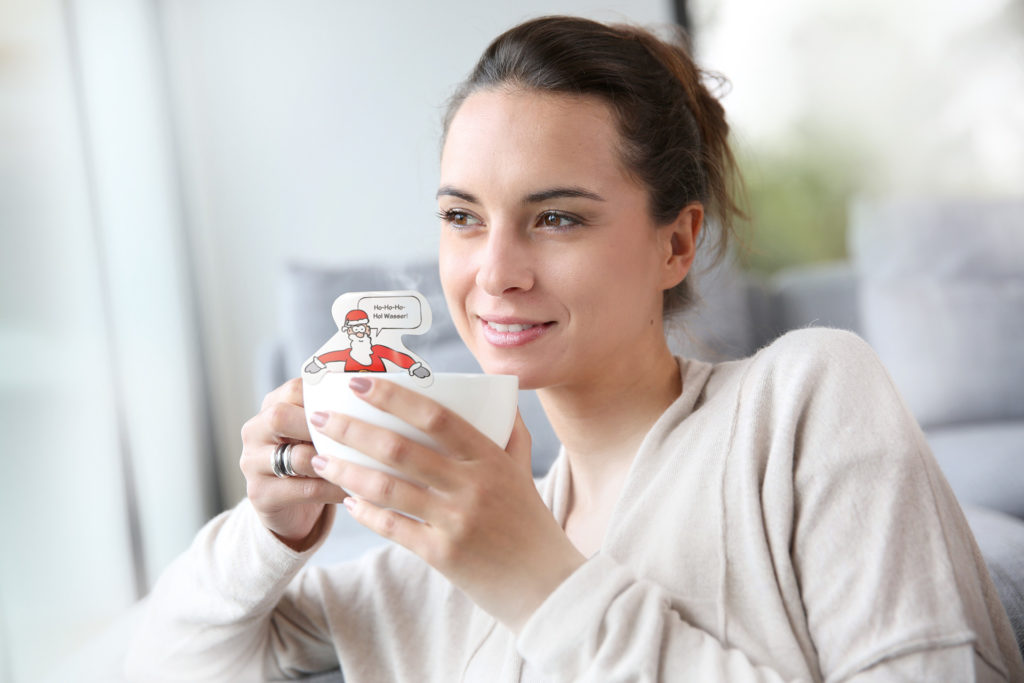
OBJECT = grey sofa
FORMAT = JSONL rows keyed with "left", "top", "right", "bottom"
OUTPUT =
{"left": 259, "top": 198, "right": 1023, "bottom": 679}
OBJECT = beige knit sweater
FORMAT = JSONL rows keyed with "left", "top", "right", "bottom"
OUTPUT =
{"left": 126, "top": 329, "right": 1024, "bottom": 681}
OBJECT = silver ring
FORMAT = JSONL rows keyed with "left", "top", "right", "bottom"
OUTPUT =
{"left": 272, "top": 443, "right": 297, "bottom": 478}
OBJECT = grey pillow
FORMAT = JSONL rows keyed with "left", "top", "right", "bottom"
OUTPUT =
{"left": 849, "top": 198, "right": 1024, "bottom": 428}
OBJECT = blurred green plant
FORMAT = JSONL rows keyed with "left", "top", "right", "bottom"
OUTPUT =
{"left": 735, "top": 130, "right": 864, "bottom": 275}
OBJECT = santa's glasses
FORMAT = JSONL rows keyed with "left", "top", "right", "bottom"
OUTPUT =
{"left": 346, "top": 324, "right": 369, "bottom": 336}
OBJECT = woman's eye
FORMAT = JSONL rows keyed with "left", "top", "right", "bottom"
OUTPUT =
{"left": 538, "top": 211, "right": 579, "bottom": 229}
{"left": 438, "top": 209, "right": 481, "bottom": 228}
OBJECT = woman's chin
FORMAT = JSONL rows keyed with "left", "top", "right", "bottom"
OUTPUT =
{"left": 475, "top": 354, "right": 554, "bottom": 391}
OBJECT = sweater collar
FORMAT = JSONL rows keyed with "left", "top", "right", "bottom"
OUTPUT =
{"left": 540, "top": 355, "right": 715, "bottom": 535}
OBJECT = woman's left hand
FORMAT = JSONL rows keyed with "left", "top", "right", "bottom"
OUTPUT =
{"left": 309, "top": 375, "right": 586, "bottom": 633}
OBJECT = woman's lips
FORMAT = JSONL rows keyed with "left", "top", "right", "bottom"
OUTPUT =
{"left": 478, "top": 317, "right": 554, "bottom": 347}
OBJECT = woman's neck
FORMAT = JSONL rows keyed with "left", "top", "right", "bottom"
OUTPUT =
{"left": 537, "top": 337, "right": 682, "bottom": 510}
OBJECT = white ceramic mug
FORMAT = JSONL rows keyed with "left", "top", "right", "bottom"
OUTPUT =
{"left": 304, "top": 372, "right": 519, "bottom": 483}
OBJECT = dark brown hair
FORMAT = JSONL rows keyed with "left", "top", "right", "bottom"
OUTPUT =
{"left": 442, "top": 15, "right": 744, "bottom": 315}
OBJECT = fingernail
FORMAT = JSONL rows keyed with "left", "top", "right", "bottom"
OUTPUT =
{"left": 343, "top": 497, "right": 357, "bottom": 513}
{"left": 349, "top": 377, "right": 372, "bottom": 394}
{"left": 311, "top": 455, "right": 327, "bottom": 471}
{"left": 310, "top": 411, "right": 328, "bottom": 428}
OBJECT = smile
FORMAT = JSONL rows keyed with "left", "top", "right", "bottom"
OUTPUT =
{"left": 485, "top": 321, "right": 536, "bottom": 333}
{"left": 478, "top": 317, "right": 554, "bottom": 347}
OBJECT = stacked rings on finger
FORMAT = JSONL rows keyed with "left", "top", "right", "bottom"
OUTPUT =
{"left": 272, "top": 442, "right": 297, "bottom": 478}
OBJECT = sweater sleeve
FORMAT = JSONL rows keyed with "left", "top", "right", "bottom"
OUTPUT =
{"left": 124, "top": 499, "right": 340, "bottom": 682}
{"left": 783, "top": 331, "right": 1020, "bottom": 680}
{"left": 516, "top": 554, "right": 792, "bottom": 681}
{"left": 516, "top": 555, "right": 997, "bottom": 682}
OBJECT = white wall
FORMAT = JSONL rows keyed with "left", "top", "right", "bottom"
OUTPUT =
{"left": 158, "top": 0, "right": 674, "bottom": 503}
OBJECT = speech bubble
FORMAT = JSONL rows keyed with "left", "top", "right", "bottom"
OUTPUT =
{"left": 357, "top": 295, "right": 423, "bottom": 330}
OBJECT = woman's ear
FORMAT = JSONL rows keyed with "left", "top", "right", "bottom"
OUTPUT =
{"left": 659, "top": 202, "right": 704, "bottom": 290}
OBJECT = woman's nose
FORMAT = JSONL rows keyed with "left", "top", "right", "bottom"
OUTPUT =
{"left": 475, "top": 226, "right": 534, "bottom": 296}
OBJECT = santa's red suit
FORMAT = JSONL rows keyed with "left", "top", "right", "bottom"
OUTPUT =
{"left": 315, "top": 345, "right": 419, "bottom": 373}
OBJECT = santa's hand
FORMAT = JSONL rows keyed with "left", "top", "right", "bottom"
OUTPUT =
{"left": 410, "top": 364, "right": 431, "bottom": 379}
{"left": 308, "top": 376, "right": 585, "bottom": 634}
{"left": 304, "top": 358, "right": 325, "bottom": 374}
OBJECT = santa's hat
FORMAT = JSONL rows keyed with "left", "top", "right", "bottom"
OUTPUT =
{"left": 343, "top": 309, "right": 370, "bottom": 327}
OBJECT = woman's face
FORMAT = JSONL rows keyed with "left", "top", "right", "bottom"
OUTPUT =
{"left": 438, "top": 89, "right": 692, "bottom": 391}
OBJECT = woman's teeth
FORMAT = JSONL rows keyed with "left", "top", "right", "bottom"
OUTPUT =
{"left": 486, "top": 321, "right": 536, "bottom": 333}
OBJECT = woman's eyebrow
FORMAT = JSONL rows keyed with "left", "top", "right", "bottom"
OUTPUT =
{"left": 435, "top": 185, "right": 606, "bottom": 204}
{"left": 524, "top": 187, "right": 605, "bottom": 204}
{"left": 436, "top": 186, "right": 478, "bottom": 203}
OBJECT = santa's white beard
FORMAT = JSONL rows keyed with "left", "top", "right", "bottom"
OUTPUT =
{"left": 349, "top": 335, "right": 374, "bottom": 365}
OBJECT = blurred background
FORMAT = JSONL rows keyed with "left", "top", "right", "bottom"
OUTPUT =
{"left": 0, "top": 0, "right": 1021, "bottom": 680}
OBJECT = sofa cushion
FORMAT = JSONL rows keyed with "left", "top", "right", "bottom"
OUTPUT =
{"left": 849, "top": 198, "right": 1024, "bottom": 428}
{"left": 927, "top": 421, "right": 1024, "bottom": 520}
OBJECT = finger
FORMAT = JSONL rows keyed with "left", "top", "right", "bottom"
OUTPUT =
{"left": 312, "top": 453, "right": 435, "bottom": 522}
{"left": 274, "top": 442, "right": 321, "bottom": 478}
{"left": 349, "top": 377, "right": 492, "bottom": 460}
{"left": 260, "top": 377, "right": 304, "bottom": 412}
{"left": 312, "top": 411, "right": 457, "bottom": 490}
{"left": 241, "top": 400, "right": 310, "bottom": 447}
{"left": 240, "top": 441, "right": 318, "bottom": 482}
{"left": 263, "top": 400, "right": 313, "bottom": 443}
{"left": 251, "top": 473, "right": 349, "bottom": 509}
{"left": 342, "top": 495, "right": 429, "bottom": 554}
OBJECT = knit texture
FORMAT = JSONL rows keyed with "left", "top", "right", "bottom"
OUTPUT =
{"left": 126, "top": 329, "right": 1024, "bottom": 682}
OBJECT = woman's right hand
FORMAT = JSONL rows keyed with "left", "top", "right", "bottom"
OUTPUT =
{"left": 240, "top": 377, "right": 347, "bottom": 550}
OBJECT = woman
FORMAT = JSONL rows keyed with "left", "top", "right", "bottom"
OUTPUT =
{"left": 126, "top": 16, "right": 1023, "bottom": 681}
